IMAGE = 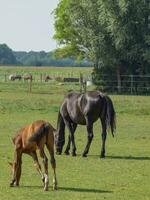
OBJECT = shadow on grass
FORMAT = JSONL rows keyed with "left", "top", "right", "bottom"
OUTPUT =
{"left": 56, "top": 186, "right": 112, "bottom": 193}
{"left": 87, "top": 154, "right": 150, "bottom": 160}
{"left": 17, "top": 185, "right": 42, "bottom": 189}
{"left": 106, "top": 155, "right": 150, "bottom": 161}
{"left": 31, "top": 91, "right": 53, "bottom": 95}
{"left": 60, "top": 153, "right": 150, "bottom": 161}
{"left": 20, "top": 185, "right": 112, "bottom": 193}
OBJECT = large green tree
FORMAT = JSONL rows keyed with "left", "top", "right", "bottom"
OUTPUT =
{"left": 54, "top": 0, "right": 150, "bottom": 91}
{"left": 54, "top": 0, "right": 103, "bottom": 64}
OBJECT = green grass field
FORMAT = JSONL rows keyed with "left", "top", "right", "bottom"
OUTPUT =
{"left": 0, "top": 67, "right": 150, "bottom": 200}
{"left": 0, "top": 66, "right": 92, "bottom": 82}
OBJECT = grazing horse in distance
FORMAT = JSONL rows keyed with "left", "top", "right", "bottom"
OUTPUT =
{"left": 9, "top": 120, "right": 57, "bottom": 191}
{"left": 55, "top": 91, "right": 116, "bottom": 158}
{"left": 23, "top": 74, "right": 33, "bottom": 81}
{"left": 45, "top": 75, "right": 52, "bottom": 82}
{"left": 9, "top": 74, "right": 22, "bottom": 81}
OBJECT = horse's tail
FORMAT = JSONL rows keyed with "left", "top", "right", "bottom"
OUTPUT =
{"left": 28, "top": 122, "right": 50, "bottom": 142}
{"left": 104, "top": 96, "right": 116, "bottom": 137}
{"left": 57, "top": 111, "right": 65, "bottom": 132}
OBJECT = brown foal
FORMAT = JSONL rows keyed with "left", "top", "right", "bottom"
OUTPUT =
{"left": 9, "top": 120, "right": 57, "bottom": 191}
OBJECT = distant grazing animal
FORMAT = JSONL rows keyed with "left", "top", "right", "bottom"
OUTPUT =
{"left": 23, "top": 74, "right": 33, "bottom": 81}
{"left": 55, "top": 91, "right": 116, "bottom": 158}
{"left": 9, "top": 120, "right": 57, "bottom": 191}
{"left": 9, "top": 74, "right": 22, "bottom": 81}
{"left": 63, "top": 78, "right": 79, "bottom": 82}
{"left": 45, "top": 75, "right": 52, "bottom": 82}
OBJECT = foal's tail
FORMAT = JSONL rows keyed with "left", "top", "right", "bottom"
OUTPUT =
{"left": 104, "top": 96, "right": 116, "bottom": 137}
{"left": 29, "top": 122, "right": 51, "bottom": 142}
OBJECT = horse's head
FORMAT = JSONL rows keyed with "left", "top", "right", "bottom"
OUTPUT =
{"left": 54, "top": 129, "right": 65, "bottom": 155}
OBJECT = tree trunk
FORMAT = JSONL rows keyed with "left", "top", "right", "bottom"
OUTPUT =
{"left": 94, "top": 59, "right": 99, "bottom": 68}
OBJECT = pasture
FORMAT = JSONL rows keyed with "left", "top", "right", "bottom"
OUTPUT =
{"left": 0, "top": 67, "right": 150, "bottom": 200}
{"left": 0, "top": 66, "right": 92, "bottom": 82}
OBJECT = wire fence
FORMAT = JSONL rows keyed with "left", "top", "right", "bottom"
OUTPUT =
{"left": 97, "top": 74, "right": 150, "bottom": 95}
{"left": 0, "top": 73, "right": 76, "bottom": 82}
{"left": 0, "top": 73, "right": 150, "bottom": 95}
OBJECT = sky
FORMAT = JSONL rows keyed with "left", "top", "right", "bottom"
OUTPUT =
{"left": 0, "top": 0, "right": 59, "bottom": 52}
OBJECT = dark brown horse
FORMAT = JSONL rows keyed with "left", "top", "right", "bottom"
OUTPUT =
{"left": 55, "top": 91, "right": 116, "bottom": 158}
{"left": 45, "top": 75, "right": 52, "bottom": 82}
{"left": 9, "top": 74, "right": 22, "bottom": 81}
{"left": 23, "top": 74, "right": 33, "bottom": 81}
{"left": 9, "top": 120, "right": 57, "bottom": 191}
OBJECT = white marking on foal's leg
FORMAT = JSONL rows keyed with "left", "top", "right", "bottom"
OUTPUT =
{"left": 53, "top": 176, "right": 58, "bottom": 190}
{"left": 41, "top": 174, "right": 45, "bottom": 185}
{"left": 44, "top": 174, "right": 49, "bottom": 191}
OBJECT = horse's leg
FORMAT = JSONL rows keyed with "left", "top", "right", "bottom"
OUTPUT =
{"left": 64, "top": 123, "right": 77, "bottom": 155}
{"left": 64, "top": 135, "right": 71, "bottom": 155}
{"left": 15, "top": 161, "right": 22, "bottom": 186}
{"left": 29, "top": 151, "right": 44, "bottom": 184}
{"left": 65, "top": 121, "right": 77, "bottom": 156}
{"left": 10, "top": 148, "right": 22, "bottom": 187}
{"left": 39, "top": 149, "right": 49, "bottom": 191}
{"left": 82, "top": 118, "right": 93, "bottom": 157}
{"left": 46, "top": 143, "right": 58, "bottom": 190}
{"left": 100, "top": 118, "right": 107, "bottom": 158}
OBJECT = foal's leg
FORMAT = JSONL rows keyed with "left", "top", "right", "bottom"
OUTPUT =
{"left": 39, "top": 149, "right": 49, "bottom": 191}
{"left": 82, "top": 118, "right": 94, "bottom": 157}
{"left": 64, "top": 123, "right": 77, "bottom": 155}
{"left": 15, "top": 161, "right": 22, "bottom": 186}
{"left": 10, "top": 148, "right": 22, "bottom": 187}
{"left": 29, "top": 151, "right": 44, "bottom": 183}
{"left": 100, "top": 118, "right": 107, "bottom": 158}
{"left": 46, "top": 143, "right": 57, "bottom": 190}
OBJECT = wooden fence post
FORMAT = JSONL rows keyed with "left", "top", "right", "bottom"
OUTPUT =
{"left": 130, "top": 75, "right": 133, "bottom": 95}
{"left": 79, "top": 73, "right": 87, "bottom": 93}
{"left": 84, "top": 80, "right": 87, "bottom": 93}
{"left": 29, "top": 79, "right": 32, "bottom": 93}
{"left": 5, "top": 74, "right": 7, "bottom": 82}
{"left": 40, "top": 74, "right": 42, "bottom": 83}
{"left": 80, "top": 73, "right": 83, "bottom": 93}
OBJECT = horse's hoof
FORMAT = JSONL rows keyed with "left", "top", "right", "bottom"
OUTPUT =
{"left": 53, "top": 185, "right": 58, "bottom": 190}
{"left": 56, "top": 151, "right": 61, "bottom": 155}
{"left": 64, "top": 151, "right": 70, "bottom": 155}
{"left": 82, "top": 154, "right": 87, "bottom": 157}
{"left": 72, "top": 153, "right": 76, "bottom": 157}
{"left": 44, "top": 186, "right": 49, "bottom": 191}
{"left": 100, "top": 154, "right": 105, "bottom": 158}
{"left": 10, "top": 180, "right": 17, "bottom": 187}
{"left": 10, "top": 183, "right": 14, "bottom": 187}
{"left": 10, "top": 183, "right": 19, "bottom": 187}
{"left": 14, "top": 183, "right": 19, "bottom": 187}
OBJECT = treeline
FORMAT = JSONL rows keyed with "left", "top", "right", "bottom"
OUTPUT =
{"left": 0, "top": 44, "right": 18, "bottom": 65}
{"left": 0, "top": 44, "right": 91, "bottom": 67}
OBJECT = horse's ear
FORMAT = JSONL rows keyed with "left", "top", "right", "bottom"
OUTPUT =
{"left": 8, "top": 162, "right": 13, "bottom": 167}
